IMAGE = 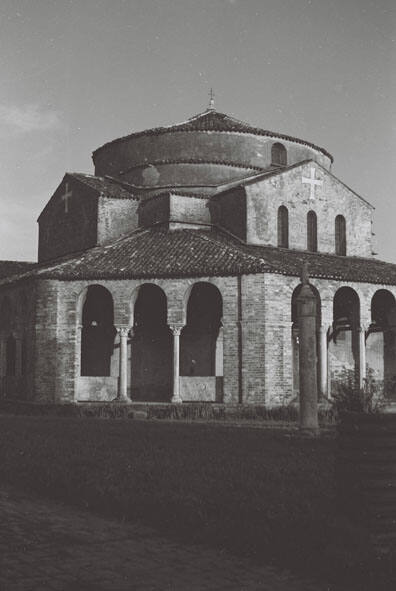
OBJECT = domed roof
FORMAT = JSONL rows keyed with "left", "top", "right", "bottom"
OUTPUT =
{"left": 93, "top": 108, "right": 333, "bottom": 162}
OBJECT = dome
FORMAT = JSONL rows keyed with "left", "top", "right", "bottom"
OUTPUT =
{"left": 92, "top": 109, "right": 333, "bottom": 196}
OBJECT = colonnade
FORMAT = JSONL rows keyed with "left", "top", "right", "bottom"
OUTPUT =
{"left": 115, "top": 323, "right": 185, "bottom": 403}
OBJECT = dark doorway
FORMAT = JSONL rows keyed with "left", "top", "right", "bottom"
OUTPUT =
{"left": 180, "top": 283, "right": 223, "bottom": 377}
{"left": 131, "top": 284, "right": 172, "bottom": 401}
{"left": 6, "top": 335, "right": 16, "bottom": 377}
{"left": 367, "top": 290, "right": 396, "bottom": 400}
{"left": 81, "top": 285, "right": 116, "bottom": 376}
{"left": 329, "top": 287, "right": 360, "bottom": 391}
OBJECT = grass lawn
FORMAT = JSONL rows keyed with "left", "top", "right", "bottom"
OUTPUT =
{"left": 0, "top": 415, "right": 340, "bottom": 580}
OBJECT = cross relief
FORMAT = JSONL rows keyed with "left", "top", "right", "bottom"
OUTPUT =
{"left": 302, "top": 167, "right": 323, "bottom": 200}
{"left": 61, "top": 182, "right": 72, "bottom": 213}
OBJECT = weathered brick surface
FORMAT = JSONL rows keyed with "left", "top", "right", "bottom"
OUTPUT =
{"left": 38, "top": 176, "right": 98, "bottom": 262}
{"left": 0, "top": 280, "right": 37, "bottom": 400}
{"left": 245, "top": 161, "right": 373, "bottom": 256}
{"left": 97, "top": 196, "right": 139, "bottom": 244}
{"left": 2, "top": 271, "right": 396, "bottom": 405}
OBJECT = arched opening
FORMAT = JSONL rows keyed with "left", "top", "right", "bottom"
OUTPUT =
{"left": 307, "top": 211, "right": 318, "bottom": 252}
{"left": 81, "top": 285, "right": 116, "bottom": 376}
{"left": 367, "top": 290, "right": 396, "bottom": 400}
{"left": 277, "top": 206, "right": 289, "bottom": 248}
{"left": 131, "top": 284, "right": 172, "bottom": 401}
{"left": 6, "top": 335, "right": 16, "bottom": 377}
{"left": 271, "top": 142, "right": 287, "bottom": 166}
{"left": 180, "top": 283, "right": 223, "bottom": 390}
{"left": 291, "top": 284, "right": 321, "bottom": 397}
{"left": 0, "top": 297, "right": 12, "bottom": 333}
{"left": 329, "top": 287, "right": 360, "bottom": 392}
{"left": 335, "top": 215, "right": 346, "bottom": 256}
{"left": 21, "top": 336, "right": 27, "bottom": 376}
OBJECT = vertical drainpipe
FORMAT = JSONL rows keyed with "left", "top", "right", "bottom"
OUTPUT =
{"left": 238, "top": 274, "right": 243, "bottom": 404}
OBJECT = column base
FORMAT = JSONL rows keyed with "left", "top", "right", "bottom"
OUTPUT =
{"left": 171, "top": 396, "right": 183, "bottom": 404}
{"left": 112, "top": 396, "right": 133, "bottom": 404}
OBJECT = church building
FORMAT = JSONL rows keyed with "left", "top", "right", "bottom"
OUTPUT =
{"left": 1, "top": 103, "right": 396, "bottom": 407}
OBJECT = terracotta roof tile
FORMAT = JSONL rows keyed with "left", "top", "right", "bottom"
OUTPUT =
{"left": 2, "top": 228, "right": 396, "bottom": 286}
{"left": 69, "top": 173, "right": 137, "bottom": 200}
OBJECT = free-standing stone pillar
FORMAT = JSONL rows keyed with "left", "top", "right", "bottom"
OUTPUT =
{"left": 318, "top": 325, "right": 328, "bottom": 398}
{"left": 116, "top": 326, "right": 132, "bottom": 402}
{"left": 359, "top": 325, "right": 366, "bottom": 390}
{"left": 297, "top": 264, "right": 319, "bottom": 434}
{"left": 170, "top": 325, "right": 184, "bottom": 403}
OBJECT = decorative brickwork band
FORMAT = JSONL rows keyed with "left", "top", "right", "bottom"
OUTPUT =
{"left": 169, "top": 324, "right": 185, "bottom": 403}
{"left": 116, "top": 325, "right": 132, "bottom": 402}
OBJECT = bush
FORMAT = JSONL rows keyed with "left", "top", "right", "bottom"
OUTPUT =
{"left": 331, "top": 368, "right": 385, "bottom": 414}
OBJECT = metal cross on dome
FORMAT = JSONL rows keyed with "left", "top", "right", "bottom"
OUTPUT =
{"left": 208, "top": 88, "right": 215, "bottom": 110}
{"left": 302, "top": 167, "right": 323, "bottom": 200}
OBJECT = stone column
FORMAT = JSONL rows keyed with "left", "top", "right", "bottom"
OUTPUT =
{"left": 296, "top": 267, "right": 319, "bottom": 434}
{"left": 116, "top": 326, "right": 132, "bottom": 402}
{"left": 318, "top": 325, "right": 329, "bottom": 398}
{"left": 359, "top": 325, "right": 367, "bottom": 390}
{"left": 170, "top": 325, "right": 184, "bottom": 403}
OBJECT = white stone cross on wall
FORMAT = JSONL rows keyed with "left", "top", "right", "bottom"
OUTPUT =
{"left": 61, "top": 182, "right": 72, "bottom": 213}
{"left": 302, "top": 167, "right": 323, "bottom": 200}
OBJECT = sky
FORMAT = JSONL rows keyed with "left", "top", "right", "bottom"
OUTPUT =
{"left": 0, "top": 0, "right": 395, "bottom": 261}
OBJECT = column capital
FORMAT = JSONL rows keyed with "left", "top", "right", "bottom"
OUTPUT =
{"left": 169, "top": 324, "right": 184, "bottom": 336}
{"left": 116, "top": 325, "right": 132, "bottom": 338}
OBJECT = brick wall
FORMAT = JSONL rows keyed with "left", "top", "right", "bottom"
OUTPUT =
{"left": 0, "top": 280, "right": 37, "bottom": 400}
{"left": 210, "top": 187, "right": 247, "bottom": 240}
{"left": 38, "top": 178, "right": 98, "bottom": 262}
{"left": 97, "top": 196, "right": 139, "bottom": 244}
{"left": 245, "top": 162, "right": 373, "bottom": 257}
{"left": 4, "top": 271, "right": 396, "bottom": 405}
{"left": 93, "top": 130, "right": 332, "bottom": 188}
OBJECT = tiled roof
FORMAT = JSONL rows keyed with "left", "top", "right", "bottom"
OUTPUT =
{"left": 69, "top": 173, "right": 138, "bottom": 200}
{"left": 93, "top": 109, "right": 333, "bottom": 163}
{"left": 0, "top": 260, "right": 36, "bottom": 280}
{"left": 2, "top": 228, "right": 396, "bottom": 286}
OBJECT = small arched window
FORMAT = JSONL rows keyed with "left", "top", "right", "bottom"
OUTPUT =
{"left": 335, "top": 215, "right": 346, "bottom": 256}
{"left": 307, "top": 211, "right": 318, "bottom": 252}
{"left": 271, "top": 143, "right": 287, "bottom": 166}
{"left": 277, "top": 205, "right": 289, "bottom": 248}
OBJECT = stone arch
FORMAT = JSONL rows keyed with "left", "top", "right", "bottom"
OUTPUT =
{"left": 131, "top": 283, "right": 172, "bottom": 401}
{"left": 80, "top": 285, "right": 116, "bottom": 376}
{"left": 307, "top": 210, "right": 318, "bottom": 252}
{"left": 335, "top": 214, "right": 346, "bottom": 256}
{"left": 277, "top": 205, "right": 289, "bottom": 248}
{"left": 271, "top": 142, "right": 287, "bottom": 166}
{"left": 291, "top": 284, "right": 321, "bottom": 396}
{"left": 329, "top": 286, "right": 360, "bottom": 391}
{"left": 367, "top": 289, "right": 396, "bottom": 399}
{"left": 0, "top": 296, "right": 13, "bottom": 332}
{"left": 180, "top": 282, "right": 223, "bottom": 378}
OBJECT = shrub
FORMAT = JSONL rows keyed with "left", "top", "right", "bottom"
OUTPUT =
{"left": 331, "top": 368, "right": 385, "bottom": 414}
